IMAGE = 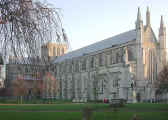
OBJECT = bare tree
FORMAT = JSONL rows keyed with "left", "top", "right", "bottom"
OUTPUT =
{"left": 0, "top": 0, "right": 69, "bottom": 66}
{"left": 12, "top": 75, "right": 28, "bottom": 96}
{"left": 32, "top": 80, "right": 43, "bottom": 98}
{"left": 157, "top": 65, "right": 168, "bottom": 93}
{"left": 0, "top": 0, "right": 69, "bottom": 98}
{"left": 44, "top": 72, "right": 59, "bottom": 98}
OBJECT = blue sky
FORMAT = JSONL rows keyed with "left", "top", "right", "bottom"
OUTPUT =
{"left": 43, "top": 0, "right": 168, "bottom": 51}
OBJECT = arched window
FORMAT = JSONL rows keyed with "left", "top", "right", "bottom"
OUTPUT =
{"left": 90, "top": 56, "right": 94, "bottom": 68}
{"left": 53, "top": 47, "right": 56, "bottom": 56}
{"left": 74, "top": 61, "right": 79, "bottom": 72}
{"left": 61, "top": 48, "right": 64, "bottom": 55}
{"left": 116, "top": 52, "right": 119, "bottom": 63}
{"left": 82, "top": 59, "right": 86, "bottom": 70}
{"left": 57, "top": 48, "right": 60, "bottom": 56}
{"left": 99, "top": 53, "right": 104, "bottom": 66}
{"left": 111, "top": 52, "right": 115, "bottom": 64}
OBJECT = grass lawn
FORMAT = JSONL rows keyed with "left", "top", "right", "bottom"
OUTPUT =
{"left": 0, "top": 103, "right": 108, "bottom": 111}
{"left": 0, "top": 112, "right": 82, "bottom": 120}
{"left": 92, "top": 111, "right": 168, "bottom": 120}
{"left": 0, "top": 111, "right": 167, "bottom": 120}
{"left": 0, "top": 103, "right": 167, "bottom": 120}
{"left": 122, "top": 103, "right": 168, "bottom": 111}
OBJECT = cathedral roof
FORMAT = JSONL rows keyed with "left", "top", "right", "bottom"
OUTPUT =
{"left": 53, "top": 29, "right": 136, "bottom": 63}
{"left": 8, "top": 57, "right": 44, "bottom": 65}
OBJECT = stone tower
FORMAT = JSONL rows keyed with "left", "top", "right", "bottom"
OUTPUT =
{"left": 159, "top": 16, "right": 166, "bottom": 65}
{"left": 41, "top": 42, "right": 68, "bottom": 59}
{"left": 135, "top": 8, "right": 144, "bottom": 83}
{"left": 41, "top": 28, "right": 69, "bottom": 60}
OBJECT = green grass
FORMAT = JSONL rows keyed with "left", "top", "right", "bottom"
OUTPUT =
{"left": 0, "top": 103, "right": 108, "bottom": 111}
{"left": 92, "top": 111, "right": 168, "bottom": 120}
{"left": 1, "top": 103, "right": 167, "bottom": 111}
{"left": 0, "top": 103, "right": 167, "bottom": 120}
{"left": 0, "top": 112, "right": 82, "bottom": 120}
{"left": 122, "top": 103, "right": 168, "bottom": 111}
{"left": 0, "top": 111, "right": 167, "bottom": 120}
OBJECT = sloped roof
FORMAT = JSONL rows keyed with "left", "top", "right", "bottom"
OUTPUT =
{"left": 53, "top": 29, "right": 136, "bottom": 63}
{"left": 8, "top": 57, "right": 44, "bottom": 65}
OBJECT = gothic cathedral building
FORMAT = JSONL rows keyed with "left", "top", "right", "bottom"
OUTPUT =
{"left": 44, "top": 7, "right": 166, "bottom": 103}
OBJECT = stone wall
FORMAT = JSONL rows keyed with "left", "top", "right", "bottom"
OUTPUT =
{"left": 46, "top": 42, "right": 135, "bottom": 101}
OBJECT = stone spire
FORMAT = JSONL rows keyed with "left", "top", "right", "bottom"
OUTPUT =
{"left": 160, "top": 16, "right": 164, "bottom": 26}
{"left": 137, "top": 7, "right": 141, "bottom": 21}
{"left": 146, "top": 7, "right": 151, "bottom": 26}
{"left": 159, "top": 16, "right": 166, "bottom": 65}
{"left": 159, "top": 16, "right": 166, "bottom": 36}
{"left": 136, "top": 7, "right": 143, "bottom": 30}
{"left": 135, "top": 7, "right": 144, "bottom": 81}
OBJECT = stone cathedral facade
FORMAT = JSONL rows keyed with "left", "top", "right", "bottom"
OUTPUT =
{"left": 44, "top": 7, "right": 166, "bottom": 102}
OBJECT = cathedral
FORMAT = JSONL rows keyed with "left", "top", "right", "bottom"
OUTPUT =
{"left": 1, "top": 6, "right": 166, "bottom": 102}
{"left": 43, "top": 7, "right": 166, "bottom": 103}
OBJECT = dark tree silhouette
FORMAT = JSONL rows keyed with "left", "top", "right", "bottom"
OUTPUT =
{"left": 157, "top": 65, "right": 168, "bottom": 93}
{"left": 0, "top": 0, "right": 69, "bottom": 95}
{"left": 0, "top": 0, "right": 69, "bottom": 65}
{"left": 12, "top": 75, "right": 28, "bottom": 96}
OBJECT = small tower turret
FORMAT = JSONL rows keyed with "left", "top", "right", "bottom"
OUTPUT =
{"left": 136, "top": 7, "right": 143, "bottom": 30}
{"left": 159, "top": 16, "right": 166, "bottom": 65}
{"left": 146, "top": 7, "right": 151, "bottom": 27}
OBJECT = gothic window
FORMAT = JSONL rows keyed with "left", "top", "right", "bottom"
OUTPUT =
{"left": 53, "top": 47, "right": 56, "bottom": 56}
{"left": 111, "top": 50, "right": 118, "bottom": 64}
{"left": 90, "top": 56, "right": 95, "bottom": 68}
{"left": 117, "top": 49, "right": 123, "bottom": 63}
{"left": 65, "top": 63, "right": 67, "bottom": 73}
{"left": 57, "top": 48, "right": 60, "bottom": 56}
{"left": 55, "top": 66, "right": 57, "bottom": 75}
{"left": 66, "top": 64, "right": 69, "bottom": 73}
{"left": 51, "top": 66, "right": 54, "bottom": 72}
{"left": 111, "top": 52, "right": 115, "bottom": 64}
{"left": 59, "top": 64, "right": 62, "bottom": 73}
{"left": 128, "top": 46, "right": 136, "bottom": 61}
{"left": 98, "top": 79, "right": 105, "bottom": 94}
{"left": 128, "top": 48, "right": 133, "bottom": 61}
{"left": 116, "top": 52, "right": 119, "bottom": 63}
{"left": 62, "top": 48, "right": 64, "bottom": 55}
{"left": 71, "top": 61, "right": 74, "bottom": 72}
{"left": 131, "top": 64, "right": 136, "bottom": 73}
{"left": 113, "top": 77, "right": 119, "bottom": 88}
{"left": 60, "top": 64, "right": 64, "bottom": 73}
{"left": 99, "top": 53, "right": 104, "bottom": 66}
{"left": 57, "top": 64, "right": 59, "bottom": 74}
{"left": 68, "top": 62, "right": 72, "bottom": 73}
{"left": 63, "top": 63, "right": 66, "bottom": 73}
{"left": 25, "top": 66, "right": 29, "bottom": 73}
{"left": 82, "top": 59, "right": 86, "bottom": 71}
{"left": 54, "top": 65, "right": 57, "bottom": 71}
{"left": 74, "top": 61, "right": 79, "bottom": 72}
{"left": 101, "top": 80, "right": 104, "bottom": 93}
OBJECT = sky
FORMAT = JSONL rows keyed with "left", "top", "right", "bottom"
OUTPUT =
{"left": 42, "top": 0, "right": 168, "bottom": 51}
